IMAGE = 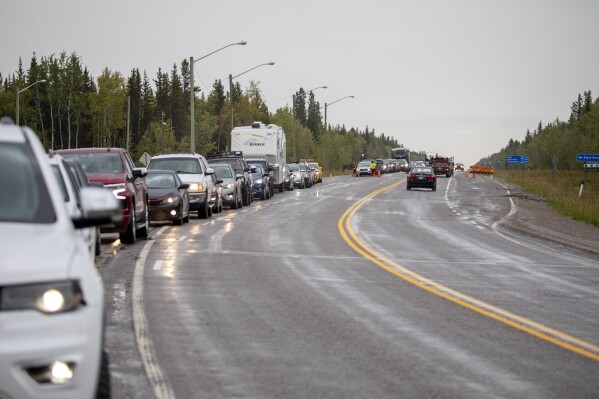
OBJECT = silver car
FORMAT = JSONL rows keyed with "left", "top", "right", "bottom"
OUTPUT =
{"left": 211, "top": 163, "right": 243, "bottom": 209}
{"left": 288, "top": 163, "right": 306, "bottom": 189}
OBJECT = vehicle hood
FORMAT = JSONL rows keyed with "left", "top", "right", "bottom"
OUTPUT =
{"left": 0, "top": 223, "right": 79, "bottom": 285}
{"left": 86, "top": 172, "right": 127, "bottom": 185}
{"left": 177, "top": 174, "right": 202, "bottom": 184}
{"left": 148, "top": 187, "right": 179, "bottom": 199}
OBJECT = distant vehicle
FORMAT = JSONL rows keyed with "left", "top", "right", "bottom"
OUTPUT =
{"left": 207, "top": 152, "right": 254, "bottom": 206}
{"left": 392, "top": 147, "right": 410, "bottom": 164}
{"left": 147, "top": 152, "right": 215, "bottom": 219}
{"left": 231, "top": 122, "right": 286, "bottom": 192}
{"left": 407, "top": 166, "right": 437, "bottom": 191}
{"left": 428, "top": 154, "right": 455, "bottom": 177}
{"left": 281, "top": 164, "right": 295, "bottom": 191}
{"left": 397, "top": 159, "right": 410, "bottom": 172}
{"left": 0, "top": 118, "right": 120, "bottom": 399}
{"left": 288, "top": 163, "right": 306, "bottom": 189}
{"left": 211, "top": 163, "right": 243, "bottom": 209}
{"left": 297, "top": 161, "right": 313, "bottom": 187}
{"left": 309, "top": 162, "right": 323, "bottom": 183}
{"left": 356, "top": 160, "right": 372, "bottom": 177}
{"left": 57, "top": 147, "right": 150, "bottom": 244}
{"left": 146, "top": 169, "right": 190, "bottom": 225}
{"left": 455, "top": 163, "right": 464, "bottom": 171}
{"left": 251, "top": 163, "right": 272, "bottom": 200}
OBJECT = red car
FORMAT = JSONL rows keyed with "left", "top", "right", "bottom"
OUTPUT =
{"left": 57, "top": 148, "right": 149, "bottom": 244}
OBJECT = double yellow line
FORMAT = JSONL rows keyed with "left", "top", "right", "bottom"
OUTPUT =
{"left": 338, "top": 180, "right": 599, "bottom": 362}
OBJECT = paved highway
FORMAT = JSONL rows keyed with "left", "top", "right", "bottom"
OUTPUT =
{"left": 99, "top": 172, "right": 599, "bottom": 398}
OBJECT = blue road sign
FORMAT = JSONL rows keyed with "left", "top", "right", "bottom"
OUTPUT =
{"left": 577, "top": 153, "right": 599, "bottom": 162}
{"left": 507, "top": 155, "right": 529, "bottom": 164}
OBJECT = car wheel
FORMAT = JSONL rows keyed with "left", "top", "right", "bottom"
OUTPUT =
{"left": 406, "top": 184, "right": 411, "bottom": 191}
{"left": 119, "top": 207, "right": 136, "bottom": 244}
{"left": 242, "top": 188, "right": 250, "bottom": 206}
{"left": 94, "top": 227, "right": 101, "bottom": 257}
{"left": 199, "top": 196, "right": 209, "bottom": 219}
{"left": 174, "top": 206, "right": 183, "bottom": 225}
{"left": 432, "top": 185, "right": 437, "bottom": 191}
{"left": 95, "top": 350, "right": 111, "bottom": 399}
{"left": 183, "top": 213, "right": 190, "bottom": 223}
{"left": 137, "top": 205, "right": 149, "bottom": 239}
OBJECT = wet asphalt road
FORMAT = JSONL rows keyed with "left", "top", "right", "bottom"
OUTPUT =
{"left": 98, "top": 172, "right": 599, "bottom": 398}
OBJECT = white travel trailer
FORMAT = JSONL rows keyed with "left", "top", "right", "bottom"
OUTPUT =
{"left": 231, "top": 122, "right": 287, "bottom": 192}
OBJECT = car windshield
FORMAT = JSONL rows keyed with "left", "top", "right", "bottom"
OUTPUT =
{"left": 288, "top": 164, "right": 299, "bottom": 172}
{"left": 146, "top": 173, "right": 177, "bottom": 189}
{"left": 358, "top": 162, "right": 370, "bottom": 167}
{"left": 149, "top": 158, "right": 202, "bottom": 174}
{"left": 61, "top": 152, "right": 124, "bottom": 173}
{"left": 298, "top": 164, "right": 307, "bottom": 171}
{"left": 209, "top": 159, "right": 242, "bottom": 173}
{"left": 0, "top": 143, "right": 55, "bottom": 223}
{"left": 251, "top": 165, "right": 264, "bottom": 177}
{"left": 413, "top": 168, "right": 432, "bottom": 174}
{"left": 213, "top": 165, "right": 233, "bottom": 179}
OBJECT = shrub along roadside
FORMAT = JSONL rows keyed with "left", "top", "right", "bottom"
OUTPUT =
{"left": 494, "top": 169, "right": 599, "bottom": 228}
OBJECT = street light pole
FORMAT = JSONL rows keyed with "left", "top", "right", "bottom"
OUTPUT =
{"left": 16, "top": 79, "right": 46, "bottom": 125}
{"left": 323, "top": 95, "right": 355, "bottom": 172}
{"left": 291, "top": 85, "right": 327, "bottom": 161}
{"left": 229, "top": 62, "right": 275, "bottom": 134}
{"left": 190, "top": 41, "right": 246, "bottom": 153}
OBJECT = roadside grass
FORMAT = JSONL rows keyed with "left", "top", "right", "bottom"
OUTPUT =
{"left": 494, "top": 169, "right": 599, "bottom": 227}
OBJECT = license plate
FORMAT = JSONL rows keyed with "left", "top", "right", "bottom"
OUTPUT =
{"left": 417, "top": 176, "right": 424, "bottom": 180}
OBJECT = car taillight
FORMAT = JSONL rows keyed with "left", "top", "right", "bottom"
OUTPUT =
{"left": 408, "top": 173, "right": 415, "bottom": 178}
{"left": 427, "top": 174, "right": 435, "bottom": 179}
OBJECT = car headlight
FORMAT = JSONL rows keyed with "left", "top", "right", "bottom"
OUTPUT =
{"left": 224, "top": 183, "right": 234, "bottom": 189}
{"left": 105, "top": 183, "right": 127, "bottom": 200}
{"left": 160, "top": 196, "right": 179, "bottom": 205}
{"left": 255, "top": 179, "right": 263, "bottom": 184}
{"left": 189, "top": 183, "right": 203, "bottom": 191}
{"left": 1, "top": 281, "right": 83, "bottom": 314}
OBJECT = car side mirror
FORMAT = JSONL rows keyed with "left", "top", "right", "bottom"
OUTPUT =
{"left": 216, "top": 179, "right": 224, "bottom": 185}
{"left": 179, "top": 183, "right": 190, "bottom": 190}
{"left": 205, "top": 167, "right": 214, "bottom": 176}
{"left": 73, "top": 186, "right": 122, "bottom": 229}
{"left": 132, "top": 167, "right": 148, "bottom": 178}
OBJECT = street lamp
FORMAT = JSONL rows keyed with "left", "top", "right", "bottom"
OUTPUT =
{"left": 292, "top": 85, "right": 327, "bottom": 161}
{"left": 323, "top": 95, "right": 355, "bottom": 172}
{"left": 16, "top": 79, "right": 46, "bottom": 125}
{"left": 229, "top": 62, "right": 275, "bottom": 135}
{"left": 190, "top": 41, "right": 246, "bottom": 153}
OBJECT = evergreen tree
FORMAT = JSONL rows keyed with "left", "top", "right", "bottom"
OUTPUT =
{"left": 293, "top": 88, "right": 307, "bottom": 126}
{"left": 306, "top": 91, "right": 322, "bottom": 140}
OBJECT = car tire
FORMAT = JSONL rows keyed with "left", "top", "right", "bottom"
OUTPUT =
{"left": 432, "top": 185, "right": 437, "bottom": 191}
{"left": 199, "top": 196, "right": 209, "bottom": 219}
{"left": 406, "top": 184, "right": 411, "bottom": 191}
{"left": 94, "top": 227, "right": 101, "bottom": 257}
{"left": 231, "top": 193, "right": 239, "bottom": 209}
{"left": 174, "top": 206, "right": 183, "bottom": 225}
{"left": 242, "top": 188, "right": 250, "bottom": 206}
{"left": 119, "top": 207, "right": 136, "bottom": 244}
{"left": 95, "top": 350, "right": 111, "bottom": 399}
{"left": 137, "top": 205, "right": 149, "bottom": 239}
{"left": 183, "top": 213, "right": 190, "bottom": 223}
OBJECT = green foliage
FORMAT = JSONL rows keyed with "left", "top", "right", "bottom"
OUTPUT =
{"left": 484, "top": 91, "right": 599, "bottom": 171}
{"left": 1, "top": 51, "right": 395, "bottom": 168}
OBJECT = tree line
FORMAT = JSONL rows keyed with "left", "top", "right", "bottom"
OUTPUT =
{"left": 481, "top": 91, "right": 599, "bottom": 170}
{"left": 0, "top": 51, "right": 401, "bottom": 169}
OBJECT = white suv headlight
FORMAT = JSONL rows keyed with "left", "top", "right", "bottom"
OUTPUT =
{"left": 189, "top": 183, "right": 203, "bottom": 191}
{"left": 1, "top": 281, "right": 83, "bottom": 314}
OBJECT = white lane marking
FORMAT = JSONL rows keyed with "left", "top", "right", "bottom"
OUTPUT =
{"left": 178, "top": 235, "right": 187, "bottom": 241}
{"left": 132, "top": 225, "right": 175, "bottom": 399}
{"left": 153, "top": 260, "right": 163, "bottom": 271}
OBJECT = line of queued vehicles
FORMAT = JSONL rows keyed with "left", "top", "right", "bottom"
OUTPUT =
{"left": 0, "top": 117, "right": 328, "bottom": 399}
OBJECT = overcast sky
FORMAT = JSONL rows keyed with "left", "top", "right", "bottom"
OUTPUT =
{"left": 2, "top": 0, "right": 598, "bottom": 167}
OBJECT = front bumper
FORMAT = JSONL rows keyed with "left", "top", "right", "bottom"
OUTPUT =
{"left": 0, "top": 306, "right": 103, "bottom": 399}
{"left": 188, "top": 191, "right": 207, "bottom": 211}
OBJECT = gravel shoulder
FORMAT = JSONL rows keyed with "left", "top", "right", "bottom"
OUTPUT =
{"left": 495, "top": 179, "right": 599, "bottom": 255}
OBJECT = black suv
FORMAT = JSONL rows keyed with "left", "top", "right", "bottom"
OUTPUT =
{"left": 207, "top": 152, "right": 254, "bottom": 206}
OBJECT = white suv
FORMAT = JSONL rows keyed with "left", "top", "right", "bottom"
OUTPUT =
{"left": 147, "top": 153, "right": 215, "bottom": 219}
{"left": 0, "top": 118, "right": 120, "bottom": 399}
